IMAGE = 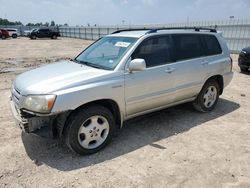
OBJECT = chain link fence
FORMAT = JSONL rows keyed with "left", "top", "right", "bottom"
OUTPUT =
{"left": 59, "top": 19, "right": 250, "bottom": 53}
{"left": 1, "top": 19, "right": 250, "bottom": 53}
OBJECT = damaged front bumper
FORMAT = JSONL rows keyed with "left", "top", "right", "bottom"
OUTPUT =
{"left": 9, "top": 99, "right": 55, "bottom": 133}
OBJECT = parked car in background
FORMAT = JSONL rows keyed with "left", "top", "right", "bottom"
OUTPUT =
{"left": 10, "top": 27, "right": 233, "bottom": 155}
{"left": 29, "top": 28, "right": 60, "bottom": 39}
{"left": 0, "top": 28, "right": 10, "bottom": 39}
{"left": 238, "top": 46, "right": 250, "bottom": 72}
{"left": 6, "top": 28, "right": 20, "bottom": 38}
{"left": 23, "top": 28, "right": 37, "bottom": 37}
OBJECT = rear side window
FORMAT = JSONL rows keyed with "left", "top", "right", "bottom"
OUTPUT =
{"left": 132, "top": 36, "right": 173, "bottom": 68}
{"left": 172, "top": 34, "right": 205, "bottom": 61}
{"left": 202, "top": 35, "right": 222, "bottom": 56}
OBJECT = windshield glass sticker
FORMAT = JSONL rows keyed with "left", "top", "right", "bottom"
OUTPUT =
{"left": 115, "top": 42, "right": 130, "bottom": 48}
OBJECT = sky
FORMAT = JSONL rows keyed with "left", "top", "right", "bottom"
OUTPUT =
{"left": 0, "top": 0, "right": 250, "bottom": 26}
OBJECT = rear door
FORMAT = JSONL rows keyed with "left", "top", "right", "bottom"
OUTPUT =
{"left": 169, "top": 34, "right": 207, "bottom": 102}
{"left": 125, "top": 35, "right": 176, "bottom": 116}
{"left": 201, "top": 34, "right": 224, "bottom": 77}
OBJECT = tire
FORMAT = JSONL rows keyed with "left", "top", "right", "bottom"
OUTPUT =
{"left": 193, "top": 80, "right": 220, "bottom": 112}
{"left": 30, "top": 35, "right": 36, "bottom": 40}
{"left": 2, "top": 35, "right": 6, "bottom": 39}
{"left": 240, "top": 67, "right": 248, "bottom": 72}
{"left": 51, "top": 35, "right": 57, "bottom": 39}
{"left": 64, "top": 105, "right": 115, "bottom": 155}
{"left": 12, "top": 34, "right": 17, "bottom": 38}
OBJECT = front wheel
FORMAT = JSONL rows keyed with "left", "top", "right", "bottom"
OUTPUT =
{"left": 64, "top": 105, "right": 115, "bottom": 155}
{"left": 30, "top": 35, "right": 36, "bottom": 39}
{"left": 193, "top": 80, "right": 220, "bottom": 112}
{"left": 12, "top": 34, "right": 17, "bottom": 38}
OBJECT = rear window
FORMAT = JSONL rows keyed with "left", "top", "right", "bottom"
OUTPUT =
{"left": 202, "top": 35, "right": 222, "bottom": 56}
{"left": 172, "top": 34, "right": 205, "bottom": 61}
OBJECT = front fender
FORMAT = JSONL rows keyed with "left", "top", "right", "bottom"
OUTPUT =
{"left": 51, "top": 77, "right": 125, "bottom": 116}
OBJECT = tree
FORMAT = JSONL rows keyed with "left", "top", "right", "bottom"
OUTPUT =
{"left": 50, "top": 20, "right": 55, "bottom": 26}
{"left": 0, "top": 18, "right": 23, "bottom": 25}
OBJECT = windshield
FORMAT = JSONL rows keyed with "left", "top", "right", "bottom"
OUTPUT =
{"left": 75, "top": 36, "right": 137, "bottom": 70}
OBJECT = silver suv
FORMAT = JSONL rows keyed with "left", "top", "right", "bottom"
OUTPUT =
{"left": 10, "top": 27, "right": 233, "bottom": 154}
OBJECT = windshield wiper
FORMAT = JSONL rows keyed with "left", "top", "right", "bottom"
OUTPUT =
{"left": 77, "top": 60, "right": 112, "bottom": 70}
{"left": 70, "top": 58, "right": 80, "bottom": 63}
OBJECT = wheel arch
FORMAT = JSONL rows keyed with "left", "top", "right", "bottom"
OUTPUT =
{"left": 58, "top": 99, "right": 122, "bottom": 137}
{"left": 204, "top": 75, "right": 224, "bottom": 95}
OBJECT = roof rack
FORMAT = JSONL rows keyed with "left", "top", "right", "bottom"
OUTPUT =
{"left": 112, "top": 28, "right": 151, "bottom": 34}
{"left": 112, "top": 27, "right": 217, "bottom": 34}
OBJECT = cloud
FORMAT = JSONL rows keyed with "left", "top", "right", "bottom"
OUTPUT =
{"left": 140, "top": 0, "right": 158, "bottom": 6}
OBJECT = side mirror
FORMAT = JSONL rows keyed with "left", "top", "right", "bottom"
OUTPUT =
{"left": 128, "top": 58, "right": 146, "bottom": 72}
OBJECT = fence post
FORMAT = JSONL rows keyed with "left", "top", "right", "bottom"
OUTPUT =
{"left": 91, "top": 27, "right": 93, "bottom": 40}
{"left": 85, "top": 27, "right": 87, "bottom": 39}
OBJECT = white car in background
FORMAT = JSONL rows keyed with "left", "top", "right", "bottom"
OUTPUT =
{"left": 6, "top": 28, "right": 20, "bottom": 38}
{"left": 23, "top": 28, "right": 37, "bottom": 37}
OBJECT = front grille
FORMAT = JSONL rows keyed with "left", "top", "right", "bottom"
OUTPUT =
{"left": 12, "top": 87, "right": 21, "bottom": 105}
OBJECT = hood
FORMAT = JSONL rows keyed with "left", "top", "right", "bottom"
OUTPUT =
{"left": 14, "top": 60, "right": 111, "bottom": 95}
{"left": 242, "top": 46, "right": 250, "bottom": 54}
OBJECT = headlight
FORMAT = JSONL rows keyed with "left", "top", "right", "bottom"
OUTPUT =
{"left": 23, "top": 95, "right": 56, "bottom": 113}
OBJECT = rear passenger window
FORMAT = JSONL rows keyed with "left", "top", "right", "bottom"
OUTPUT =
{"left": 203, "top": 35, "right": 222, "bottom": 55}
{"left": 132, "top": 36, "right": 173, "bottom": 68}
{"left": 172, "top": 34, "right": 204, "bottom": 61}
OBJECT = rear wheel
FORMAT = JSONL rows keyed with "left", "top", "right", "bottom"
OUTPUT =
{"left": 51, "top": 35, "right": 57, "bottom": 39}
{"left": 2, "top": 35, "right": 6, "bottom": 39}
{"left": 12, "top": 34, "right": 17, "bottom": 38}
{"left": 64, "top": 105, "right": 115, "bottom": 155}
{"left": 193, "top": 80, "right": 220, "bottom": 112}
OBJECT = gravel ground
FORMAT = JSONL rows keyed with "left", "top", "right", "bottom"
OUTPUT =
{"left": 0, "top": 37, "right": 250, "bottom": 188}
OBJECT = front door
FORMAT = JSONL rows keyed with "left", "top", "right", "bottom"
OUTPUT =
{"left": 125, "top": 35, "right": 175, "bottom": 117}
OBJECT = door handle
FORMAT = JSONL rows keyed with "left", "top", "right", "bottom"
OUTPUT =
{"left": 165, "top": 67, "right": 175, "bottom": 73}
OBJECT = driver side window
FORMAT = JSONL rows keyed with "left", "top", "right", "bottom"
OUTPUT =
{"left": 132, "top": 35, "right": 173, "bottom": 68}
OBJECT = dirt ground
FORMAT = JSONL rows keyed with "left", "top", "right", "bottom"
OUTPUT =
{"left": 0, "top": 37, "right": 250, "bottom": 188}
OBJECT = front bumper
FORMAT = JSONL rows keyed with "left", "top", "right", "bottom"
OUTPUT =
{"left": 10, "top": 99, "right": 54, "bottom": 133}
{"left": 10, "top": 98, "right": 29, "bottom": 132}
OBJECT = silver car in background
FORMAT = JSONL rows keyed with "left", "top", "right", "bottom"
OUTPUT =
{"left": 10, "top": 27, "right": 233, "bottom": 155}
